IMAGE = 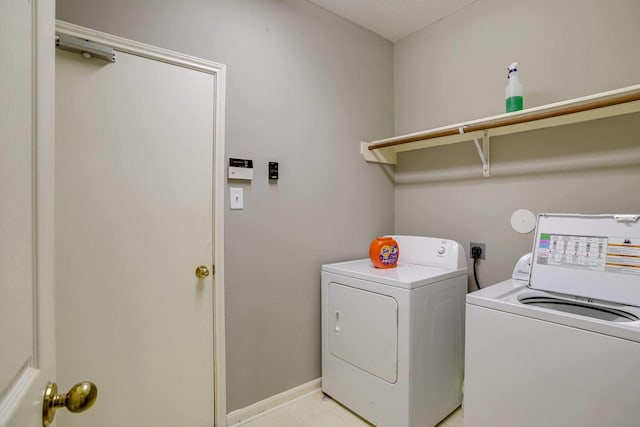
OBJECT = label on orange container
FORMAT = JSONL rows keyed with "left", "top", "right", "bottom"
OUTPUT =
{"left": 370, "top": 237, "right": 399, "bottom": 268}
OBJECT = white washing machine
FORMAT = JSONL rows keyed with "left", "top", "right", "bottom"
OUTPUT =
{"left": 465, "top": 213, "right": 640, "bottom": 427}
{"left": 321, "top": 235, "right": 468, "bottom": 427}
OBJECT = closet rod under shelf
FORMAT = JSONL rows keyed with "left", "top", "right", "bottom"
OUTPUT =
{"left": 368, "top": 90, "right": 640, "bottom": 151}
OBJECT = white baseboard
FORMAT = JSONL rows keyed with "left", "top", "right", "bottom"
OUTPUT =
{"left": 227, "top": 378, "right": 322, "bottom": 426}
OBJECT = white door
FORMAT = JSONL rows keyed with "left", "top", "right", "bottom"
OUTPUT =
{"left": 0, "top": 0, "right": 56, "bottom": 426}
{"left": 54, "top": 41, "right": 216, "bottom": 426}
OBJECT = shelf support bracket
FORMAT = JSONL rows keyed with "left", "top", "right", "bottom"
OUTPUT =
{"left": 482, "top": 130, "right": 490, "bottom": 177}
{"left": 459, "top": 127, "right": 490, "bottom": 177}
{"left": 360, "top": 142, "right": 397, "bottom": 164}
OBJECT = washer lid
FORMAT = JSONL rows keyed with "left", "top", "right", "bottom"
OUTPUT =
{"left": 322, "top": 259, "right": 466, "bottom": 290}
{"left": 530, "top": 213, "right": 640, "bottom": 306}
{"left": 466, "top": 279, "right": 640, "bottom": 343}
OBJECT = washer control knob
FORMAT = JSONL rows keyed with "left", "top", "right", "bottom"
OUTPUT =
{"left": 437, "top": 246, "right": 446, "bottom": 255}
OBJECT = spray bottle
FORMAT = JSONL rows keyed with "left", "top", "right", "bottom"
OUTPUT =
{"left": 505, "top": 62, "right": 523, "bottom": 112}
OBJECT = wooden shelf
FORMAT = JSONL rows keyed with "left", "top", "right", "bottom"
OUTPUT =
{"left": 361, "top": 84, "right": 640, "bottom": 173}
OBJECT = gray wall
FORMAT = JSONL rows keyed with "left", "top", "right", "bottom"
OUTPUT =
{"left": 56, "top": 0, "right": 394, "bottom": 412}
{"left": 393, "top": 0, "right": 640, "bottom": 288}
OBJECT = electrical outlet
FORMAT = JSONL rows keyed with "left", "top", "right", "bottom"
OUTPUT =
{"left": 470, "top": 242, "right": 486, "bottom": 260}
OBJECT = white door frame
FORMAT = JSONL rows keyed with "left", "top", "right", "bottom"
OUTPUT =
{"left": 55, "top": 20, "right": 227, "bottom": 427}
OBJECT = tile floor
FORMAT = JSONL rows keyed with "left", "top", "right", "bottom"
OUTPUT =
{"left": 235, "top": 390, "right": 463, "bottom": 427}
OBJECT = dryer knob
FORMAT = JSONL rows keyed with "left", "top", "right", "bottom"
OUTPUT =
{"left": 438, "top": 246, "right": 446, "bottom": 255}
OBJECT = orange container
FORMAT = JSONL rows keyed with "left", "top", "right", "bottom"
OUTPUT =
{"left": 369, "top": 236, "right": 399, "bottom": 269}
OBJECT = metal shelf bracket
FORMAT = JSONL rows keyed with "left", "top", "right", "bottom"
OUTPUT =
{"left": 459, "top": 127, "right": 490, "bottom": 177}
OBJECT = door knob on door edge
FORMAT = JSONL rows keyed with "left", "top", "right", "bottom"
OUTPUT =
{"left": 42, "top": 381, "right": 98, "bottom": 426}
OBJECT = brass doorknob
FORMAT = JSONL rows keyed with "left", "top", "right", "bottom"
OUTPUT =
{"left": 42, "top": 381, "right": 98, "bottom": 426}
{"left": 195, "top": 265, "right": 210, "bottom": 279}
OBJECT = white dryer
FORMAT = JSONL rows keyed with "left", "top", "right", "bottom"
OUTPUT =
{"left": 465, "top": 213, "right": 640, "bottom": 427}
{"left": 321, "top": 235, "right": 468, "bottom": 427}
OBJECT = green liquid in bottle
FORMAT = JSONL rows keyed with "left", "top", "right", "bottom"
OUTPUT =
{"left": 506, "top": 96, "right": 523, "bottom": 112}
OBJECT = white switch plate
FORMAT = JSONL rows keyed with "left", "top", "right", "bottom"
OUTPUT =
{"left": 230, "top": 187, "right": 243, "bottom": 210}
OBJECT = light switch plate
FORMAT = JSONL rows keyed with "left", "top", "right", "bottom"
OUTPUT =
{"left": 230, "top": 187, "right": 243, "bottom": 210}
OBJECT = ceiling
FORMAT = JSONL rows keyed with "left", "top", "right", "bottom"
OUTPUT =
{"left": 308, "top": 0, "right": 477, "bottom": 42}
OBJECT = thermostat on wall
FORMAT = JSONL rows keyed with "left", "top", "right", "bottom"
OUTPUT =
{"left": 228, "top": 158, "right": 253, "bottom": 180}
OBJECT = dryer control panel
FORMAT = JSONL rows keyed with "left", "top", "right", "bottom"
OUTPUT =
{"left": 388, "top": 235, "right": 466, "bottom": 270}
